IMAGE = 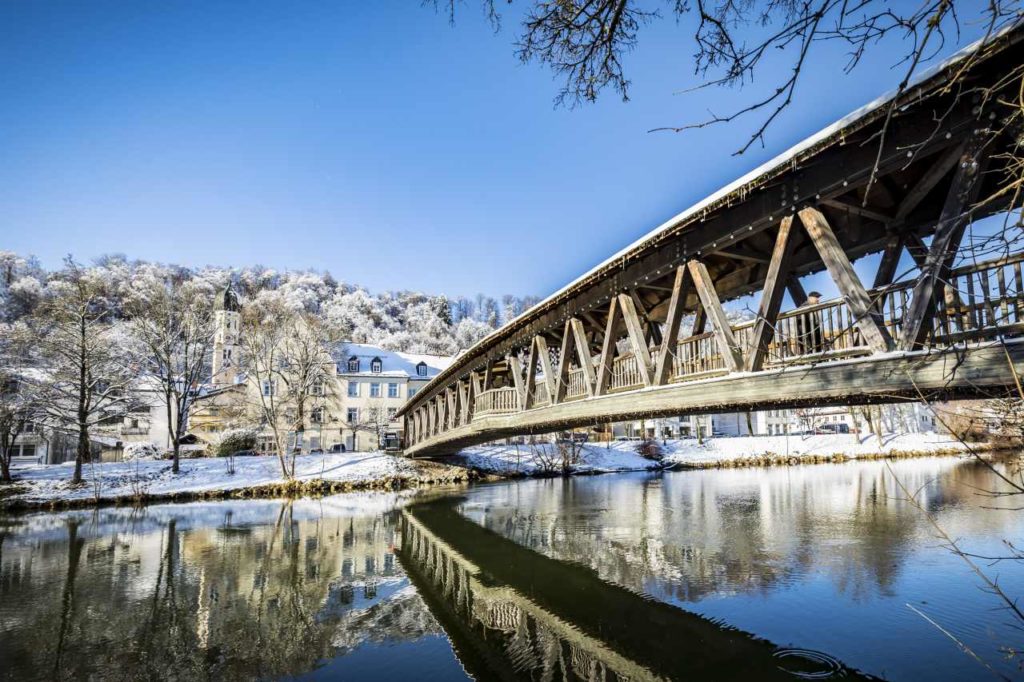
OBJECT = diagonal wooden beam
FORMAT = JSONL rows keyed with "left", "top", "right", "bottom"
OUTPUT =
{"left": 798, "top": 207, "right": 894, "bottom": 352}
{"left": 555, "top": 319, "right": 573, "bottom": 403}
{"left": 523, "top": 339, "right": 540, "bottom": 409}
{"left": 687, "top": 260, "right": 744, "bottom": 372}
{"left": 595, "top": 296, "right": 624, "bottom": 396}
{"left": 786, "top": 275, "right": 808, "bottom": 307}
{"left": 459, "top": 379, "right": 470, "bottom": 425}
{"left": 654, "top": 266, "right": 688, "bottom": 385}
{"left": 692, "top": 299, "right": 707, "bottom": 335}
{"left": 872, "top": 232, "right": 906, "bottom": 288}
{"left": 900, "top": 134, "right": 990, "bottom": 349}
{"left": 894, "top": 142, "right": 964, "bottom": 223}
{"left": 904, "top": 233, "right": 930, "bottom": 269}
{"left": 570, "top": 317, "right": 596, "bottom": 397}
{"left": 617, "top": 294, "right": 654, "bottom": 386}
{"left": 821, "top": 198, "right": 893, "bottom": 225}
{"left": 482, "top": 357, "right": 495, "bottom": 391}
{"left": 506, "top": 353, "right": 526, "bottom": 409}
{"left": 746, "top": 216, "right": 798, "bottom": 372}
{"left": 534, "top": 335, "right": 557, "bottom": 407}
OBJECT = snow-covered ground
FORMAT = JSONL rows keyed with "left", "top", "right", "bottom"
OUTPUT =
{"left": 456, "top": 432, "right": 981, "bottom": 475}
{"left": 2, "top": 433, "right": 982, "bottom": 509}
{"left": 4, "top": 452, "right": 466, "bottom": 508}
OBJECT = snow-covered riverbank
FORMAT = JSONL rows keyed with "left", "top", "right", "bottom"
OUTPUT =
{"left": 455, "top": 432, "right": 988, "bottom": 476}
{"left": 0, "top": 432, "right": 990, "bottom": 511}
{"left": 1, "top": 452, "right": 473, "bottom": 510}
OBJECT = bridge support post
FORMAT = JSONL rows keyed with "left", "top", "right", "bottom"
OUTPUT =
{"left": 595, "top": 296, "right": 624, "bottom": 396}
{"left": 687, "top": 259, "right": 744, "bottom": 372}
{"left": 746, "top": 216, "right": 798, "bottom": 372}
{"left": 798, "top": 206, "right": 894, "bottom": 352}
{"left": 654, "top": 265, "right": 689, "bottom": 385}
{"left": 900, "top": 133, "right": 989, "bottom": 350}
{"left": 617, "top": 294, "right": 654, "bottom": 386}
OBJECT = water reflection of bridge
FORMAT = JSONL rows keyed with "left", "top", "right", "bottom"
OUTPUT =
{"left": 397, "top": 499, "right": 873, "bottom": 681}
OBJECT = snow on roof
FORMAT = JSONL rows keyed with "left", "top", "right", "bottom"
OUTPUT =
{"left": 403, "top": 20, "right": 1024, "bottom": 410}
{"left": 335, "top": 343, "right": 452, "bottom": 379}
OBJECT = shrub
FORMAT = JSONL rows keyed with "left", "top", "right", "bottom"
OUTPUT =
{"left": 124, "top": 442, "right": 161, "bottom": 461}
{"left": 214, "top": 428, "right": 258, "bottom": 457}
{"left": 636, "top": 439, "right": 664, "bottom": 461}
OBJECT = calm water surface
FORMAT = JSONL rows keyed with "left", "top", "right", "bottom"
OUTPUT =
{"left": 2, "top": 455, "right": 1023, "bottom": 680}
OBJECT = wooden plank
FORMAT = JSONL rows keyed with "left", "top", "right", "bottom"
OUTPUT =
{"left": 459, "top": 379, "right": 471, "bottom": 425}
{"left": 900, "top": 134, "right": 989, "bottom": 349}
{"left": 746, "top": 216, "right": 798, "bottom": 372}
{"left": 571, "top": 317, "right": 597, "bottom": 397}
{"left": 482, "top": 357, "right": 495, "bottom": 391}
{"left": 595, "top": 296, "right": 624, "bottom": 396}
{"left": 617, "top": 294, "right": 654, "bottom": 386}
{"left": 798, "top": 207, "right": 894, "bottom": 352}
{"left": 654, "top": 266, "right": 688, "bottom": 385}
{"left": 687, "top": 260, "right": 744, "bottom": 372}
{"left": 872, "top": 233, "right": 906, "bottom": 288}
{"left": 692, "top": 300, "right": 707, "bottom": 335}
{"left": 629, "top": 290, "right": 663, "bottom": 347}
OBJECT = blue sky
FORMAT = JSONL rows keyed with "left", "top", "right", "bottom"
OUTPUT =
{"left": 0, "top": 1, "right": 997, "bottom": 298}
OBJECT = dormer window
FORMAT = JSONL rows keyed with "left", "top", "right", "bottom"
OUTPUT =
{"left": 416, "top": 362, "right": 428, "bottom": 377}
{"left": 370, "top": 357, "right": 382, "bottom": 373}
{"left": 347, "top": 357, "right": 360, "bottom": 372}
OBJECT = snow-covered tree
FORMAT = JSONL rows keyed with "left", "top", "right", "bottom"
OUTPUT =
{"left": 126, "top": 270, "right": 216, "bottom": 474}
{"left": 25, "top": 259, "right": 140, "bottom": 484}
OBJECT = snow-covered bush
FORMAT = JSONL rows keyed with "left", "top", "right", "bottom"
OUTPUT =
{"left": 636, "top": 439, "right": 664, "bottom": 461}
{"left": 124, "top": 442, "right": 161, "bottom": 461}
{"left": 214, "top": 428, "right": 258, "bottom": 457}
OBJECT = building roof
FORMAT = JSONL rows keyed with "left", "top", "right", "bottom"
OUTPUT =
{"left": 334, "top": 343, "right": 452, "bottom": 380}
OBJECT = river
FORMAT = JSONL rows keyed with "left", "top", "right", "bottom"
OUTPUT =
{"left": 2, "top": 455, "right": 1022, "bottom": 680}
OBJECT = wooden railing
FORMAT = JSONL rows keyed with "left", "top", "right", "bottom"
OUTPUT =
{"left": 674, "top": 332, "right": 726, "bottom": 378}
{"left": 609, "top": 353, "right": 645, "bottom": 392}
{"left": 566, "top": 367, "right": 589, "bottom": 399}
{"left": 474, "top": 387, "right": 519, "bottom": 415}
{"left": 433, "top": 254, "right": 1024, "bottom": 432}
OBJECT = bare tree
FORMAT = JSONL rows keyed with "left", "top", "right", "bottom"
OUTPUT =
{"left": 0, "top": 325, "right": 39, "bottom": 482}
{"left": 353, "top": 399, "right": 392, "bottom": 452}
{"left": 24, "top": 258, "right": 138, "bottom": 484}
{"left": 239, "top": 294, "right": 341, "bottom": 478}
{"left": 127, "top": 277, "right": 215, "bottom": 474}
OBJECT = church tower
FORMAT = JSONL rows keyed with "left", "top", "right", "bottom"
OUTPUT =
{"left": 212, "top": 283, "right": 241, "bottom": 385}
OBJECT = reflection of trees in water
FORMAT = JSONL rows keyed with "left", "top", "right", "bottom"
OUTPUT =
{"left": 0, "top": 502, "right": 444, "bottom": 681}
{"left": 461, "top": 459, "right": 1020, "bottom": 607}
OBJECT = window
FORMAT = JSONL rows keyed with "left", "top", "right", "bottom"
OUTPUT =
{"left": 347, "top": 357, "right": 360, "bottom": 372}
{"left": 416, "top": 362, "right": 428, "bottom": 377}
{"left": 387, "top": 382, "right": 399, "bottom": 398}
{"left": 348, "top": 382, "right": 359, "bottom": 398}
{"left": 370, "top": 382, "right": 381, "bottom": 398}
{"left": 387, "top": 408, "right": 397, "bottom": 420}
{"left": 370, "top": 357, "right": 382, "bottom": 373}
{"left": 310, "top": 380, "right": 324, "bottom": 396}
{"left": 23, "top": 422, "right": 34, "bottom": 434}
{"left": 311, "top": 407, "right": 325, "bottom": 423}
{"left": 347, "top": 408, "right": 358, "bottom": 423}
{"left": 262, "top": 380, "right": 275, "bottom": 396}
{"left": 408, "top": 387, "right": 418, "bottom": 398}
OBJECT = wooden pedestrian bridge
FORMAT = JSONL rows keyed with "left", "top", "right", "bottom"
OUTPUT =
{"left": 399, "top": 24, "right": 1024, "bottom": 457}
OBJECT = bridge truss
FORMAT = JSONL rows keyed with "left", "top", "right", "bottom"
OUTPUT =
{"left": 400, "top": 25, "right": 1024, "bottom": 457}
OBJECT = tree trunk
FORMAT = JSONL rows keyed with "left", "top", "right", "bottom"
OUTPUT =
{"left": 167, "top": 387, "right": 179, "bottom": 474}
{"left": 0, "top": 449, "right": 10, "bottom": 483}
